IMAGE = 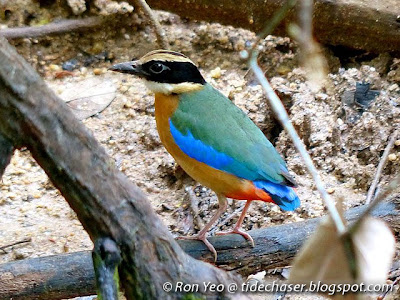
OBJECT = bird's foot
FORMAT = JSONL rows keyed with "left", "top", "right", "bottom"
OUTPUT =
{"left": 176, "top": 234, "right": 217, "bottom": 262}
{"left": 216, "top": 228, "right": 255, "bottom": 247}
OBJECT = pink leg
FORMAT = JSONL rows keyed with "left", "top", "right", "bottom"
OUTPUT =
{"left": 177, "top": 194, "right": 228, "bottom": 261}
{"left": 216, "top": 200, "right": 254, "bottom": 247}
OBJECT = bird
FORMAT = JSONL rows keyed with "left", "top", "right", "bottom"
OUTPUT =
{"left": 109, "top": 50, "right": 300, "bottom": 261}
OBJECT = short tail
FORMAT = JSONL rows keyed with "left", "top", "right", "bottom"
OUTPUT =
{"left": 253, "top": 180, "right": 300, "bottom": 211}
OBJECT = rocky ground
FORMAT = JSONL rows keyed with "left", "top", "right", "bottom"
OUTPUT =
{"left": 0, "top": 1, "right": 399, "bottom": 299}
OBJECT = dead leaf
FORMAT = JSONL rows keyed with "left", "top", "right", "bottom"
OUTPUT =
{"left": 289, "top": 215, "right": 395, "bottom": 294}
{"left": 289, "top": 215, "right": 351, "bottom": 284}
{"left": 353, "top": 217, "right": 395, "bottom": 283}
{"left": 49, "top": 75, "right": 117, "bottom": 120}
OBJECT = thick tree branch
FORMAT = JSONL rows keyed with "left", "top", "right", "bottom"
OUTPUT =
{"left": 0, "top": 251, "right": 95, "bottom": 300}
{"left": 0, "top": 36, "right": 243, "bottom": 299}
{"left": 1, "top": 199, "right": 399, "bottom": 299}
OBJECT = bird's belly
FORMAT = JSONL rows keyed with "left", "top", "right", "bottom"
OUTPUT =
{"left": 154, "top": 93, "right": 254, "bottom": 198}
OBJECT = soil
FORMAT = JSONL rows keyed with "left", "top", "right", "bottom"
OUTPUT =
{"left": 0, "top": 1, "right": 399, "bottom": 299}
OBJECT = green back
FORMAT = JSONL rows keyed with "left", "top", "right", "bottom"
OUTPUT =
{"left": 170, "top": 84, "right": 289, "bottom": 184}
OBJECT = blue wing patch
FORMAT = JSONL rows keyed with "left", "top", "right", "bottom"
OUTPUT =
{"left": 169, "top": 119, "right": 234, "bottom": 170}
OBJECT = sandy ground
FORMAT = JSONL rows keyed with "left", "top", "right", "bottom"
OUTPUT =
{"left": 0, "top": 1, "right": 400, "bottom": 299}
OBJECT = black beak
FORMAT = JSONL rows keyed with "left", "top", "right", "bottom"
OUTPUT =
{"left": 108, "top": 60, "right": 144, "bottom": 75}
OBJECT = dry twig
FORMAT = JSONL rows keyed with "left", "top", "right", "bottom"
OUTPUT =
{"left": 247, "top": 53, "right": 345, "bottom": 234}
{"left": 348, "top": 173, "right": 400, "bottom": 236}
{"left": 244, "top": 0, "right": 345, "bottom": 234}
{"left": 135, "top": 0, "right": 169, "bottom": 49}
{"left": 378, "top": 276, "right": 399, "bottom": 300}
{"left": 366, "top": 130, "right": 399, "bottom": 204}
{"left": 347, "top": 130, "right": 399, "bottom": 235}
{"left": 185, "top": 186, "right": 204, "bottom": 230}
{"left": 0, "top": 237, "right": 32, "bottom": 254}
{"left": 0, "top": 17, "right": 104, "bottom": 39}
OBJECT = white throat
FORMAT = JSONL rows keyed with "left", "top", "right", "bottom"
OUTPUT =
{"left": 144, "top": 80, "right": 203, "bottom": 95}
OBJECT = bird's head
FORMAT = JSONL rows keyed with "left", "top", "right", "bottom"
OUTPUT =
{"left": 109, "top": 50, "right": 206, "bottom": 95}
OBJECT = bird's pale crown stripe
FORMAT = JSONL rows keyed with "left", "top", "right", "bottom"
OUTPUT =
{"left": 140, "top": 50, "right": 195, "bottom": 65}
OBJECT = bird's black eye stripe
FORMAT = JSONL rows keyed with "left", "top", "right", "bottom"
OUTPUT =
{"left": 141, "top": 60, "right": 206, "bottom": 85}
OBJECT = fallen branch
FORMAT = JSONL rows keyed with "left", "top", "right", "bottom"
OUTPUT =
{"left": 0, "top": 251, "right": 95, "bottom": 300}
{"left": 0, "top": 36, "right": 243, "bottom": 299}
{"left": 143, "top": 0, "right": 400, "bottom": 54}
{"left": 0, "top": 17, "right": 104, "bottom": 39}
{"left": 1, "top": 199, "right": 399, "bottom": 299}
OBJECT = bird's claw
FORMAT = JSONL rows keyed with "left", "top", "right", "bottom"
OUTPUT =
{"left": 216, "top": 228, "right": 255, "bottom": 247}
{"left": 176, "top": 234, "right": 218, "bottom": 262}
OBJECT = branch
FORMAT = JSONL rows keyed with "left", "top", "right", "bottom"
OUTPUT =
{"left": 1, "top": 200, "right": 399, "bottom": 299}
{"left": 0, "top": 17, "right": 104, "bottom": 39}
{"left": 348, "top": 173, "right": 400, "bottom": 236}
{"left": 143, "top": 0, "right": 400, "bottom": 54}
{"left": 0, "top": 251, "right": 95, "bottom": 300}
{"left": 365, "top": 130, "right": 399, "bottom": 204}
{"left": 0, "top": 238, "right": 31, "bottom": 254}
{"left": 248, "top": 50, "right": 346, "bottom": 234}
{"left": 134, "top": 0, "right": 169, "bottom": 49}
{"left": 0, "top": 36, "right": 243, "bottom": 299}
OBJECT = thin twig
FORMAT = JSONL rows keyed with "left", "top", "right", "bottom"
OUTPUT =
{"left": 0, "top": 17, "right": 104, "bottom": 39}
{"left": 185, "top": 186, "right": 204, "bottom": 230}
{"left": 243, "top": 0, "right": 345, "bottom": 234}
{"left": 378, "top": 275, "right": 399, "bottom": 300}
{"left": 348, "top": 172, "right": 400, "bottom": 236}
{"left": 0, "top": 237, "right": 32, "bottom": 254}
{"left": 247, "top": 50, "right": 346, "bottom": 234}
{"left": 366, "top": 130, "right": 398, "bottom": 204}
{"left": 135, "top": 0, "right": 169, "bottom": 49}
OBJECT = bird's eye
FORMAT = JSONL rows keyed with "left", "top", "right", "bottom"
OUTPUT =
{"left": 149, "top": 62, "right": 168, "bottom": 74}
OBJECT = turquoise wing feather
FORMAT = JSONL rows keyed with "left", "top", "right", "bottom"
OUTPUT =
{"left": 170, "top": 83, "right": 294, "bottom": 185}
